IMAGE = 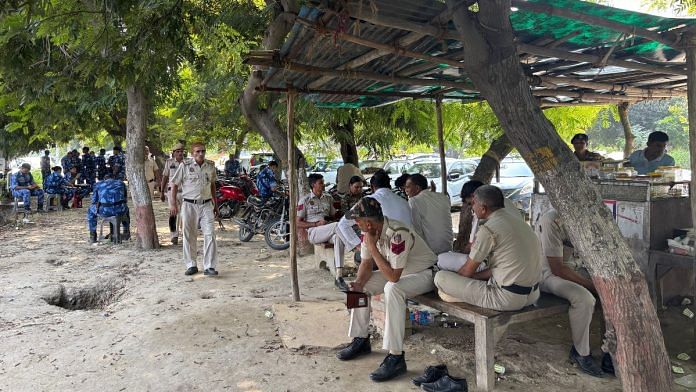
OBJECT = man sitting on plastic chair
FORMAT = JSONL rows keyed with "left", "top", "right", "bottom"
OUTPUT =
{"left": 87, "top": 172, "right": 130, "bottom": 244}
{"left": 65, "top": 166, "right": 91, "bottom": 208}
{"left": 44, "top": 166, "right": 75, "bottom": 209}
{"left": 11, "top": 163, "right": 45, "bottom": 213}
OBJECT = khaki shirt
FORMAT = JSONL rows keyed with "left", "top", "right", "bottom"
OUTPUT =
{"left": 144, "top": 158, "right": 157, "bottom": 182}
{"left": 360, "top": 217, "right": 437, "bottom": 276}
{"left": 336, "top": 163, "right": 362, "bottom": 194}
{"left": 408, "top": 190, "right": 453, "bottom": 255}
{"left": 170, "top": 158, "right": 217, "bottom": 200}
{"left": 164, "top": 158, "right": 184, "bottom": 191}
{"left": 536, "top": 209, "right": 582, "bottom": 278}
{"left": 469, "top": 209, "right": 541, "bottom": 287}
{"left": 297, "top": 192, "right": 336, "bottom": 223}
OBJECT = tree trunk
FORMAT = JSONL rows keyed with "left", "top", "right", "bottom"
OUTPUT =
{"left": 448, "top": 1, "right": 671, "bottom": 390}
{"left": 618, "top": 102, "right": 636, "bottom": 159}
{"left": 234, "top": 127, "right": 250, "bottom": 159}
{"left": 333, "top": 117, "right": 359, "bottom": 165}
{"left": 125, "top": 85, "right": 159, "bottom": 250}
{"left": 471, "top": 133, "right": 513, "bottom": 184}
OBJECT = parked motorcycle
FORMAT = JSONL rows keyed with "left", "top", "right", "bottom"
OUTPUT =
{"left": 234, "top": 189, "right": 287, "bottom": 242}
{"left": 215, "top": 174, "right": 258, "bottom": 219}
{"left": 264, "top": 200, "right": 290, "bottom": 250}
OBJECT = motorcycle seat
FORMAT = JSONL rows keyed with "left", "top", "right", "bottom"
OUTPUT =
{"left": 248, "top": 195, "right": 264, "bottom": 207}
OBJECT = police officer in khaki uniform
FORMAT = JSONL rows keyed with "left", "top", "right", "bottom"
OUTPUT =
{"left": 296, "top": 173, "right": 337, "bottom": 244}
{"left": 537, "top": 209, "right": 610, "bottom": 377}
{"left": 143, "top": 146, "right": 160, "bottom": 198}
{"left": 170, "top": 141, "right": 219, "bottom": 276}
{"left": 161, "top": 142, "right": 185, "bottom": 244}
{"left": 336, "top": 197, "right": 436, "bottom": 382}
{"left": 434, "top": 185, "right": 541, "bottom": 311}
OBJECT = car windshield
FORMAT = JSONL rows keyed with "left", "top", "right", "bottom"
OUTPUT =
{"left": 359, "top": 160, "right": 384, "bottom": 170}
{"left": 408, "top": 162, "right": 441, "bottom": 178}
{"left": 499, "top": 162, "right": 533, "bottom": 177}
{"left": 326, "top": 161, "right": 343, "bottom": 171}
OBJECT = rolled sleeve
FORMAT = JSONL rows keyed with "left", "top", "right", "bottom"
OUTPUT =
{"left": 469, "top": 225, "right": 494, "bottom": 263}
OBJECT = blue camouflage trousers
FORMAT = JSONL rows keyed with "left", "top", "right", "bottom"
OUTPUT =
{"left": 87, "top": 204, "right": 130, "bottom": 232}
{"left": 13, "top": 189, "right": 45, "bottom": 210}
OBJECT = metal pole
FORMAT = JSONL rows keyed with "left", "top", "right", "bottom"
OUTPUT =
{"left": 287, "top": 89, "right": 301, "bottom": 302}
{"left": 436, "top": 96, "right": 447, "bottom": 194}
{"left": 686, "top": 33, "right": 696, "bottom": 241}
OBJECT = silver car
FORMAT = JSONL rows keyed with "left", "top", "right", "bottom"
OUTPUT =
{"left": 407, "top": 158, "right": 477, "bottom": 207}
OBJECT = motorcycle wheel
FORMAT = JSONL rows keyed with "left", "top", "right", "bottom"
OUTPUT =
{"left": 264, "top": 219, "right": 290, "bottom": 250}
{"left": 218, "top": 201, "right": 236, "bottom": 219}
{"left": 239, "top": 223, "right": 254, "bottom": 242}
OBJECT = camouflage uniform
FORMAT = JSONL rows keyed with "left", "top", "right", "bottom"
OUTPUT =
{"left": 95, "top": 154, "right": 108, "bottom": 180}
{"left": 11, "top": 172, "right": 44, "bottom": 210}
{"left": 224, "top": 158, "right": 240, "bottom": 177}
{"left": 70, "top": 154, "right": 82, "bottom": 174}
{"left": 44, "top": 171, "right": 74, "bottom": 205}
{"left": 340, "top": 192, "right": 362, "bottom": 216}
{"left": 87, "top": 178, "right": 130, "bottom": 233}
{"left": 40, "top": 156, "right": 51, "bottom": 182}
{"left": 81, "top": 153, "right": 97, "bottom": 185}
{"left": 107, "top": 153, "right": 127, "bottom": 180}
{"left": 256, "top": 166, "right": 277, "bottom": 198}
{"left": 61, "top": 155, "right": 71, "bottom": 173}
{"left": 65, "top": 171, "right": 91, "bottom": 199}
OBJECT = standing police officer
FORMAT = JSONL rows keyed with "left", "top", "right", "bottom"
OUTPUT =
{"left": 95, "top": 148, "right": 108, "bottom": 181}
{"left": 87, "top": 173, "right": 130, "bottom": 243}
{"left": 81, "top": 146, "right": 96, "bottom": 186}
{"left": 161, "top": 142, "right": 185, "bottom": 245}
{"left": 108, "top": 146, "right": 126, "bottom": 180}
{"left": 170, "top": 141, "right": 219, "bottom": 276}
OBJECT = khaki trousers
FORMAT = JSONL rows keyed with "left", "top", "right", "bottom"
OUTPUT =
{"left": 540, "top": 274, "right": 595, "bottom": 356}
{"left": 434, "top": 271, "right": 539, "bottom": 311}
{"left": 181, "top": 201, "right": 217, "bottom": 270}
{"left": 349, "top": 269, "right": 435, "bottom": 352}
{"left": 147, "top": 179, "right": 156, "bottom": 198}
{"left": 307, "top": 222, "right": 337, "bottom": 244}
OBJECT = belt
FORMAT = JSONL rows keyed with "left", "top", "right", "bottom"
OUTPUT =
{"left": 501, "top": 283, "right": 539, "bottom": 295}
{"left": 99, "top": 200, "right": 126, "bottom": 207}
{"left": 184, "top": 198, "right": 211, "bottom": 205}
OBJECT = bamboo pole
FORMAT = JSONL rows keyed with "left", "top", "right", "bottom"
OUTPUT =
{"left": 685, "top": 32, "right": 696, "bottom": 243}
{"left": 287, "top": 89, "right": 300, "bottom": 302}
{"left": 435, "top": 96, "right": 447, "bottom": 195}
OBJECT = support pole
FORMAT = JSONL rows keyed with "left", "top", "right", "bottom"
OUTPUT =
{"left": 436, "top": 96, "right": 447, "bottom": 195}
{"left": 685, "top": 33, "right": 696, "bottom": 238}
{"left": 287, "top": 89, "right": 300, "bottom": 301}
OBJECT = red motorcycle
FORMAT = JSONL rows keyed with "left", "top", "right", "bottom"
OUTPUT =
{"left": 215, "top": 174, "right": 258, "bottom": 219}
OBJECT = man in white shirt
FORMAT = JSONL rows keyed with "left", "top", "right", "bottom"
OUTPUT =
{"left": 404, "top": 173, "right": 452, "bottom": 255}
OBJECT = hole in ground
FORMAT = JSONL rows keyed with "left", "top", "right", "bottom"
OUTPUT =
{"left": 43, "top": 278, "right": 125, "bottom": 310}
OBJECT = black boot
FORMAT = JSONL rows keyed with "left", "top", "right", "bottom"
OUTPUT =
{"left": 413, "top": 364, "right": 448, "bottom": 386}
{"left": 336, "top": 336, "right": 371, "bottom": 360}
{"left": 601, "top": 352, "right": 615, "bottom": 375}
{"left": 369, "top": 352, "right": 407, "bottom": 382}
{"left": 89, "top": 231, "right": 97, "bottom": 244}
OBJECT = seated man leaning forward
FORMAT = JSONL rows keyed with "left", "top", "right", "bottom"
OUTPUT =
{"left": 336, "top": 197, "right": 436, "bottom": 382}
{"left": 434, "top": 185, "right": 541, "bottom": 311}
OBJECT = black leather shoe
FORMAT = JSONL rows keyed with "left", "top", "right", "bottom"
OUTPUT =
{"left": 601, "top": 353, "right": 615, "bottom": 375}
{"left": 369, "top": 352, "right": 407, "bottom": 382}
{"left": 185, "top": 267, "right": 199, "bottom": 276}
{"left": 335, "top": 277, "right": 349, "bottom": 291}
{"left": 204, "top": 268, "right": 218, "bottom": 276}
{"left": 336, "top": 337, "right": 371, "bottom": 360}
{"left": 570, "top": 346, "right": 603, "bottom": 378}
{"left": 413, "top": 364, "right": 448, "bottom": 386}
{"left": 420, "top": 374, "right": 468, "bottom": 392}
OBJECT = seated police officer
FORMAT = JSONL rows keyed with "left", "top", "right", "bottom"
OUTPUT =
{"left": 87, "top": 173, "right": 130, "bottom": 243}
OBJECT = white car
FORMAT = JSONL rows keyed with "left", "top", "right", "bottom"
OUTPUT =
{"left": 407, "top": 158, "right": 477, "bottom": 207}
{"left": 309, "top": 160, "right": 343, "bottom": 186}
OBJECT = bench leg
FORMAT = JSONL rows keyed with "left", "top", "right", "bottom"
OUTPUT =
{"left": 474, "top": 318, "right": 495, "bottom": 391}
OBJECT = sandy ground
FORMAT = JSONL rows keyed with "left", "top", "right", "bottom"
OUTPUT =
{"left": 0, "top": 200, "right": 694, "bottom": 391}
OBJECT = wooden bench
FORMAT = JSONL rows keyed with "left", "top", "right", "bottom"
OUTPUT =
{"left": 413, "top": 291, "right": 569, "bottom": 391}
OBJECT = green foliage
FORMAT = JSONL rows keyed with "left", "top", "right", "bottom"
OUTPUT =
{"left": 644, "top": 0, "right": 696, "bottom": 15}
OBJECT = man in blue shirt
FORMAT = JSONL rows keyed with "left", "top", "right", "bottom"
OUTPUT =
{"left": 256, "top": 161, "right": 278, "bottom": 198}
{"left": 44, "top": 166, "right": 74, "bottom": 208}
{"left": 107, "top": 146, "right": 127, "bottom": 180}
{"left": 95, "top": 148, "right": 108, "bottom": 181}
{"left": 81, "top": 146, "right": 97, "bottom": 186}
{"left": 627, "top": 131, "right": 675, "bottom": 175}
{"left": 11, "top": 163, "right": 45, "bottom": 212}
{"left": 224, "top": 154, "right": 240, "bottom": 177}
{"left": 87, "top": 173, "right": 130, "bottom": 243}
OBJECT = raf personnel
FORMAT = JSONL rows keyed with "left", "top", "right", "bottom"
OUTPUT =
{"left": 69, "top": 149, "right": 82, "bottom": 174}
{"left": 161, "top": 142, "right": 185, "bottom": 245}
{"left": 627, "top": 131, "right": 675, "bottom": 174}
{"left": 44, "top": 166, "right": 73, "bottom": 209}
{"left": 95, "top": 149, "right": 108, "bottom": 181}
{"left": 81, "top": 146, "right": 97, "bottom": 186}
{"left": 61, "top": 151, "right": 72, "bottom": 174}
{"left": 170, "top": 142, "right": 219, "bottom": 276}
{"left": 108, "top": 146, "right": 126, "bottom": 180}
{"left": 87, "top": 172, "right": 130, "bottom": 243}
{"left": 256, "top": 161, "right": 279, "bottom": 199}
{"left": 40, "top": 150, "right": 52, "bottom": 184}
{"left": 297, "top": 173, "right": 337, "bottom": 245}
{"left": 434, "top": 185, "right": 541, "bottom": 311}
{"left": 537, "top": 209, "right": 612, "bottom": 377}
{"left": 336, "top": 197, "right": 436, "bottom": 382}
{"left": 65, "top": 166, "right": 90, "bottom": 207}
{"left": 11, "top": 163, "right": 45, "bottom": 212}
{"left": 404, "top": 173, "right": 452, "bottom": 255}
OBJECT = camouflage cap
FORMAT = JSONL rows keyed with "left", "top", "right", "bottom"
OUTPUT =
{"left": 345, "top": 197, "right": 383, "bottom": 220}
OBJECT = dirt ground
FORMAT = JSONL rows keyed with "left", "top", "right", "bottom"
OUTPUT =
{"left": 0, "top": 200, "right": 694, "bottom": 391}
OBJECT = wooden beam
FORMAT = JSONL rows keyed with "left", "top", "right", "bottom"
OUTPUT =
{"left": 534, "top": 88, "right": 644, "bottom": 102}
{"left": 519, "top": 43, "right": 687, "bottom": 76}
{"left": 539, "top": 101, "right": 617, "bottom": 108}
{"left": 435, "top": 96, "right": 447, "bottom": 195}
{"left": 258, "top": 86, "right": 459, "bottom": 100}
{"left": 684, "top": 32, "right": 696, "bottom": 244}
{"left": 287, "top": 89, "right": 300, "bottom": 302}
{"left": 510, "top": 0, "right": 682, "bottom": 48}
{"left": 538, "top": 76, "right": 686, "bottom": 97}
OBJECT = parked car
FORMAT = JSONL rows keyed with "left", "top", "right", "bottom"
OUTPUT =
{"left": 490, "top": 159, "right": 535, "bottom": 214}
{"left": 382, "top": 159, "right": 413, "bottom": 176}
{"left": 407, "top": 158, "right": 477, "bottom": 207}
{"left": 309, "top": 159, "right": 343, "bottom": 185}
